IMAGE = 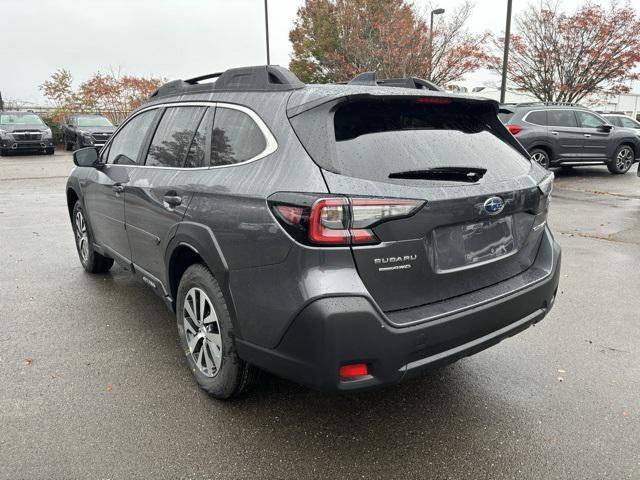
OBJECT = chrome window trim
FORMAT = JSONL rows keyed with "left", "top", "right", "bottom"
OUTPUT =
{"left": 102, "top": 100, "right": 278, "bottom": 170}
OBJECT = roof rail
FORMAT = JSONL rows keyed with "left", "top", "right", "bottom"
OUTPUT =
{"left": 344, "top": 71, "right": 441, "bottom": 91}
{"left": 149, "top": 65, "right": 305, "bottom": 99}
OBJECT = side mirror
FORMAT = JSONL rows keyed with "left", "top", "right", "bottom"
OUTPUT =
{"left": 600, "top": 124, "right": 613, "bottom": 133}
{"left": 73, "top": 147, "right": 101, "bottom": 167}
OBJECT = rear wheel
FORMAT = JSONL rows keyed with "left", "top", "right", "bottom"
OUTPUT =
{"left": 530, "top": 148, "right": 550, "bottom": 169}
{"left": 176, "top": 264, "right": 257, "bottom": 399}
{"left": 607, "top": 145, "right": 634, "bottom": 174}
{"left": 71, "top": 201, "right": 113, "bottom": 273}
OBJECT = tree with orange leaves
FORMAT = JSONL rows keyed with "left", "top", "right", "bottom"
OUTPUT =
{"left": 289, "top": 0, "right": 489, "bottom": 86}
{"left": 492, "top": 1, "right": 640, "bottom": 103}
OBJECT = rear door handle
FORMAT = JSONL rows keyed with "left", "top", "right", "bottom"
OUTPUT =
{"left": 550, "top": 131, "right": 559, "bottom": 135}
{"left": 112, "top": 184, "right": 124, "bottom": 194}
{"left": 584, "top": 134, "right": 591, "bottom": 138}
{"left": 163, "top": 194, "right": 182, "bottom": 207}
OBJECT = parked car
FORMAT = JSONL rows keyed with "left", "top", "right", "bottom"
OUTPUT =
{"left": 61, "top": 114, "right": 116, "bottom": 151}
{"left": 0, "top": 111, "right": 54, "bottom": 155}
{"left": 602, "top": 113, "right": 640, "bottom": 130}
{"left": 66, "top": 66, "right": 561, "bottom": 398}
{"left": 499, "top": 103, "right": 640, "bottom": 174}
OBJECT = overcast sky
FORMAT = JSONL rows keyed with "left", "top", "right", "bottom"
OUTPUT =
{"left": 3, "top": 0, "right": 639, "bottom": 104}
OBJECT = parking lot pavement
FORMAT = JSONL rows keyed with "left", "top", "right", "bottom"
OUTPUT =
{"left": 1, "top": 151, "right": 638, "bottom": 480}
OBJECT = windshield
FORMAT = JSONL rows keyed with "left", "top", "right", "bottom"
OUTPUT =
{"left": 76, "top": 116, "right": 113, "bottom": 127}
{"left": 0, "top": 113, "right": 44, "bottom": 125}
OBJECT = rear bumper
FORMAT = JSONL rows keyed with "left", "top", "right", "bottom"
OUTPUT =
{"left": 237, "top": 229, "right": 561, "bottom": 392}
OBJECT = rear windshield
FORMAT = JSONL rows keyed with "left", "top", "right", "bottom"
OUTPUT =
{"left": 307, "top": 99, "right": 530, "bottom": 183}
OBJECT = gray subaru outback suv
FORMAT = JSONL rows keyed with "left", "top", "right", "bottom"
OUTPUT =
{"left": 500, "top": 103, "right": 640, "bottom": 174}
{"left": 66, "top": 66, "right": 561, "bottom": 398}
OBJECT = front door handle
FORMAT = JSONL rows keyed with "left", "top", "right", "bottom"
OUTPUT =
{"left": 550, "top": 131, "right": 559, "bottom": 135}
{"left": 584, "top": 134, "right": 591, "bottom": 138}
{"left": 163, "top": 194, "right": 182, "bottom": 207}
{"left": 112, "top": 184, "right": 124, "bottom": 194}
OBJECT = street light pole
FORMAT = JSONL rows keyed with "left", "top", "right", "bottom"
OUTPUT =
{"left": 264, "top": 0, "right": 270, "bottom": 65}
{"left": 428, "top": 8, "right": 445, "bottom": 82}
{"left": 500, "top": 0, "right": 513, "bottom": 104}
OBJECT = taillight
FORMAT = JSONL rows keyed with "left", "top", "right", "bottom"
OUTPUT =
{"left": 269, "top": 194, "right": 425, "bottom": 247}
{"left": 506, "top": 124, "right": 523, "bottom": 135}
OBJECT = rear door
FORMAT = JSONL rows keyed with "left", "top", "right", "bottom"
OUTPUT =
{"left": 575, "top": 110, "right": 610, "bottom": 160}
{"left": 125, "top": 105, "right": 212, "bottom": 281}
{"left": 290, "top": 96, "right": 548, "bottom": 312}
{"left": 82, "top": 109, "right": 159, "bottom": 261}
{"left": 546, "top": 109, "right": 584, "bottom": 160}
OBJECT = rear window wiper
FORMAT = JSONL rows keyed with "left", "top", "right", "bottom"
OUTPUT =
{"left": 388, "top": 167, "right": 487, "bottom": 182}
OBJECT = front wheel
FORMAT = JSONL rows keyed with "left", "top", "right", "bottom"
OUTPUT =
{"left": 530, "top": 148, "right": 550, "bottom": 169}
{"left": 176, "top": 264, "right": 257, "bottom": 399}
{"left": 71, "top": 201, "right": 113, "bottom": 273}
{"left": 64, "top": 135, "right": 73, "bottom": 151}
{"left": 607, "top": 145, "right": 634, "bottom": 174}
{"left": 45, "top": 147, "right": 54, "bottom": 155}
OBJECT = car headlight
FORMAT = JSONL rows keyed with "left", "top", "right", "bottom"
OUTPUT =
{"left": 0, "top": 128, "right": 7, "bottom": 137}
{"left": 42, "top": 128, "right": 52, "bottom": 137}
{"left": 80, "top": 131, "right": 94, "bottom": 144}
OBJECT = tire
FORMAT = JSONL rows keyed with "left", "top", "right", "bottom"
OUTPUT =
{"left": 64, "top": 135, "right": 73, "bottom": 151}
{"left": 46, "top": 147, "right": 54, "bottom": 155}
{"left": 176, "top": 264, "right": 258, "bottom": 399}
{"left": 71, "top": 201, "right": 114, "bottom": 273}
{"left": 607, "top": 144, "right": 634, "bottom": 174}
{"left": 0, "top": 148, "right": 7, "bottom": 157}
{"left": 530, "top": 148, "right": 550, "bottom": 169}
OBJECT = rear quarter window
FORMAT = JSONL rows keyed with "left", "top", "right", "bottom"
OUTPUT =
{"left": 524, "top": 110, "right": 547, "bottom": 126}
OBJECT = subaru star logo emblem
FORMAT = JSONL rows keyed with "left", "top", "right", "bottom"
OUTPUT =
{"left": 484, "top": 196, "right": 505, "bottom": 215}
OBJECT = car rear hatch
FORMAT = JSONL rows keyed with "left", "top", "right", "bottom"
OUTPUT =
{"left": 288, "top": 91, "right": 550, "bottom": 312}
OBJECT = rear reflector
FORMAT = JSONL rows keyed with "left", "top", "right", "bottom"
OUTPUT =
{"left": 339, "top": 363, "right": 369, "bottom": 379}
{"left": 506, "top": 124, "right": 523, "bottom": 135}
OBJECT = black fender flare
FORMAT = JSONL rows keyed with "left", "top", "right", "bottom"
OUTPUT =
{"left": 164, "top": 221, "right": 241, "bottom": 335}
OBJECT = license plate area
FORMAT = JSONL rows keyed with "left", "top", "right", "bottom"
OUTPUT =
{"left": 431, "top": 216, "right": 517, "bottom": 272}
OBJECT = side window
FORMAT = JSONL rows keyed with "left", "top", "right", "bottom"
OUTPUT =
{"left": 547, "top": 110, "right": 577, "bottom": 128}
{"left": 185, "top": 108, "right": 213, "bottom": 168}
{"left": 107, "top": 110, "right": 157, "bottom": 165}
{"left": 525, "top": 111, "right": 547, "bottom": 126}
{"left": 146, "top": 106, "right": 206, "bottom": 168}
{"left": 210, "top": 107, "right": 267, "bottom": 166}
{"left": 576, "top": 111, "right": 605, "bottom": 128}
{"left": 620, "top": 117, "right": 639, "bottom": 128}
{"left": 606, "top": 117, "right": 621, "bottom": 127}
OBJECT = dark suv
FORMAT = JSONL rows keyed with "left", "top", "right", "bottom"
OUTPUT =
{"left": 500, "top": 103, "right": 640, "bottom": 174}
{"left": 61, "top": 114, "right": 116, "bottom": 151}
{"left": 66, "top": 66, "right": 561, "bottom": 398}
{"left": 0, "top": 111, "right": 54, "bottom": 155}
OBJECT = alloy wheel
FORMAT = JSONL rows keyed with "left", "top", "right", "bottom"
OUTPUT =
{"left": 531, "top": 152, "right": 549, "bottom": 168}
{"left": 183, "top": 287, "right": 222, "bottom": 377}
{"left": 74, "top": 210, "right": 89, "bottom": 263}
{"left": 616, "top": 147, "right": 633, "bottom": 171}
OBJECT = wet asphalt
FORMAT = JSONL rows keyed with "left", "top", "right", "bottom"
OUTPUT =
{"left": 1, "top": 152, "right": 639, "bottom": 480}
